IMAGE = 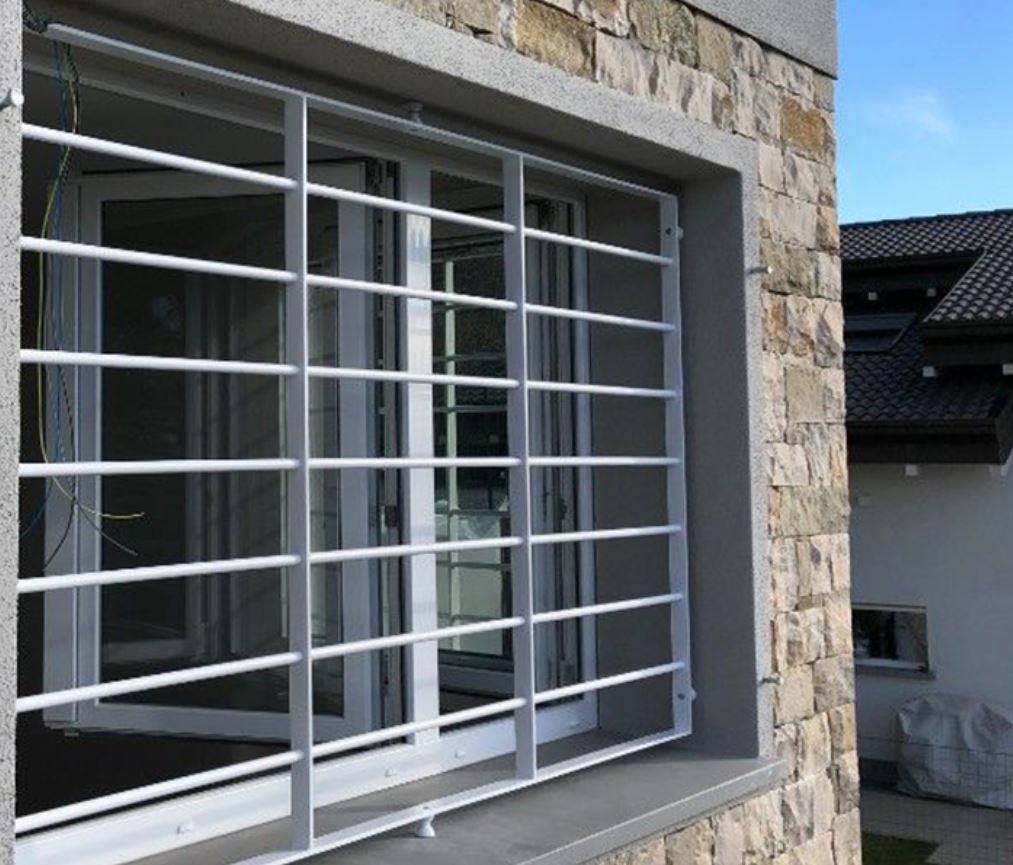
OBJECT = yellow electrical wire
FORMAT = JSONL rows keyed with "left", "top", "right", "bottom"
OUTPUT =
{"left": 36, "top": 44, "right": 145, "bottom": 523}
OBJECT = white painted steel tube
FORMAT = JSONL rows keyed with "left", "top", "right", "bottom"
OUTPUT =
{"left": 530, "top": 524, "right": 680, "bottom": 546}
{"left": 307, "top": 365, "right": 518, "bottom": 389}
{"left": 21, "top": 237, "right": 295, "bottom": 283}
{"left": 310, "top": 536, "right": 521, "bottom": 565}
{"left": 528, "top": 456, "right": 680, "bottom": 467}
{"left": 21, "top": 349, "right": 297, "bottom": 377}
{"left": 523, "top": 228, "right": 672, "bottom": 266}
{"left": 306, "top": 272, "right": 516, "bottom": 311}
{"left": 17, "top": 554, "right": 300, "bottom": 594}
{"left": 533, "top": 661, "right": 685, "bottom": 704}
{"left": 525, "top": 303, "right": 674, "bottom": 333}
{"left": 42, "top": 25, "right": 671, "bottom": 203}
{"left": 308, "top": 457, "right": 518, "bottom": 471}
{"left": 14, "top": 751, "right": 303, "bottom": 834}
{"left": 530, "top": 593, "right": 682, "bottom": 624}
{"left": 306, "top": 181, "right": 514, "bottom": 233}
{"left": 312, "top": 698, "right": 525, "bottom": 759}
{"left": 19, "top": 459, "right": 298, "bottom": 478}
{"left": 312, "top": 616, "right": 523, "bottom": 661}
{"left": 22, "top": 124, "right": 296, "bottom": 190}
{"left": 527, "top": 380, "right": 677, "bottom": 399}
{"left": 17, "top": 652, "right": 302, "bottom": 713}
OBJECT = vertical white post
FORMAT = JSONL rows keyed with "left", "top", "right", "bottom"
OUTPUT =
{"left": 337, "top": 168, "right": 378, "bottom": 733}
{"left": 570, "top": 206, "right": 598, "bottom": 699}
{"left": 284, "top": 95, "right": 315, "bottom": 850}
{"left": 660, "top": 196, "right": 692, "bottom": 735}
{"left": 504, "top": 154, "right": 537, "bottom": 778}
{"left": 400, "top": 161, "right": 440, "bottom": 743}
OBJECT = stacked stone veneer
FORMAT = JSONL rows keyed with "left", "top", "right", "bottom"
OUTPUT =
{"left": 379, "top": 1, "right": 856, "bottom": 863}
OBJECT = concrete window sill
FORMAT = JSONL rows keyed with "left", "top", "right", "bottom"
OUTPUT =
{"left": 139, "top": 746, "right": 784, "bottom": 865}
{"left": 312, "top": 748, "right": 785, "bottom": 865}
{"left": 856, "top": 663, "right": 936, "bottom": 681}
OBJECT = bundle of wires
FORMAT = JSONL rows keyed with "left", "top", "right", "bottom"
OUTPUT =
{"left": 22, "top": 4, "right": 143, "bottom": 567}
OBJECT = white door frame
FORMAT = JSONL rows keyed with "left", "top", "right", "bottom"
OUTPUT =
{"left": 42, "top": 163, "right": 379, "bottom": 742}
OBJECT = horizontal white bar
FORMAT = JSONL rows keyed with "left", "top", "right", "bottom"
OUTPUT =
{"left": 525, "top": 303, "right": 674, "bottom": 333}
{"left": 527, "top": 380, "right": 677, "bottom": 399}
{"left": 528, "top": 456, "right": 680, "bottom": 468}
{"left": 22, "top": 124, "right": 296, "bottom": 191}
{"left": 307, "top": 366, "right": 517, "bottom": 389}
{"left": 530, "top": 524, "right": 680, "bottom": 546}
{"left": 41, "top": 24, "right": 673, "bottom": 204}
{"left": 306, "top": 273, "right": 516, "bottom": 311}
{"left": 21, "top": 349, "right": 297, "bottom": 377}
{"left": 22, "top": 237, "right": 295, "bottom": 283}
{"left": 17, "top": 651, "right": 301, "bottom": 713}
{"left": 434, "top": 351, "right": 504, "bottom": 363}
{"left": 312, "top": 616, "right": 523, "bottom": 661}
{"left": 310, "top": 536, "right": 520, "bottom": 565}
{"left": 535, "top": 729, "right": 682, "bottom": 783}
{"left": 20, "top": 459, "right": 298, "bottom": 478}
{"left": 312, "top": 698, "right": 524, "bottom": 759}
{"left": 18, "top": 554, "right": 300, "bottom": 595}
{"left": 534, "top": 661, "right": 684, "bottom": 704}
{"left": 15, "top": 751, "right": 302, "bottom": 835}
{"left": 308, "top": 457, "right": 518, "bottom": 470}
{"left": 306, "top": 181, "right": 514, "bottom": 233}
{"left": 531, "top": 593, "right": 682, "bottom": 624}
{"left": 524, "top": 228, "right": 672, "bottom": 266}
{"left": 524, "top": 153, "right": 673, "bottom": 201}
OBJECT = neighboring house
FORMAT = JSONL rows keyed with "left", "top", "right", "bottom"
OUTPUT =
{"left": 844, "top": 210, "right": 1013, "bottom": 769}
{"left": 2, "top": 3, "right": 853, "bottom": 865}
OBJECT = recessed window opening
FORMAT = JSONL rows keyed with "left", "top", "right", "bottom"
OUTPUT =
{"left": 16, "top": 23, "right": 689, "bottom": 865}
{"left": 853, "top": 604, "right": 930, "bottom": 673}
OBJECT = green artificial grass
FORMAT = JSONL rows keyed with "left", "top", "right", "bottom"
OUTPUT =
{"left": 862, "top": 833, "right": 938, "bottom": 865}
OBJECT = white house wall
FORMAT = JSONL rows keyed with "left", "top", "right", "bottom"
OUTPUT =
{"left": 850, "top": 462, "right": 1013, "bottom": 760}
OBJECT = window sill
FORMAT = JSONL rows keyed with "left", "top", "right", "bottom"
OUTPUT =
{"left": 311, "top": 747, "right": 785, "bottom": 865}
{"left": 856, "top": 663, "right": 936, "bottom": 681}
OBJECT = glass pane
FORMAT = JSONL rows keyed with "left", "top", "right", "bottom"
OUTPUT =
{"left": 853, "top": 607, "right": 929, "bottom": 670}
{"left": 96, "top": 193, "right": 352, "bottom": 715}
{"left": 430, "top": 185, "right": 583, "bottom": 709}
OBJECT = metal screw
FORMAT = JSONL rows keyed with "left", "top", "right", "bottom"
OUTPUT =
{"left": 404, "top": 101, "right": 424, "bottom": 124}
{"left": 1, "top": 88, "right": 25, "bottom": 111}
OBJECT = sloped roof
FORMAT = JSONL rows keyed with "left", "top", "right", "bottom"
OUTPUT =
{"left": 843, "top": 209, "right": 1013, "bottom": 326}
{"left": 845, "top": 328, "right": 1010, "bottom": 426}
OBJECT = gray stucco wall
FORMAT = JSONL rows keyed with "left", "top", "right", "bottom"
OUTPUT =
{"left": 0, "top": 1, "right": 21, "bottom": 861}
{"left": 686, "top": 0, "right": 837, "bottom": 77}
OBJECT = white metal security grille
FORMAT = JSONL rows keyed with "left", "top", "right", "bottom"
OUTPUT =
{"left": 17, "top": 22, "right": 691, "bottom": 865}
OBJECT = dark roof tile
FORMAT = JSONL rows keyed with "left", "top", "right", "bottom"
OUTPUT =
{"left": 842, "top": 209, "right": 1013, "bottom": 327}
{"left": 845, "top": 327, "right": 1011, "bottom": 425}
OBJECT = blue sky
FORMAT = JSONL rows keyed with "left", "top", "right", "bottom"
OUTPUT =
{"left": 837, "top": 1, "right": 1013, "bottom": 224}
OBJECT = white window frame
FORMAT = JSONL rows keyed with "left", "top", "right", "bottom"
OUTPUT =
{"left": 42, "top": 163, "right": 383, "bottom": 742}
{"left": 17, "top": 23, "right": 691, "bottom": 865}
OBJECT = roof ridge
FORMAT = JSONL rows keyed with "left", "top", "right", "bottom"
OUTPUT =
{"left": 843, "top": 206, "right": 1013, "bottom": 231}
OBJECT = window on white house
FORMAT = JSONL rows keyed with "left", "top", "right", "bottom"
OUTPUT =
{"left": 853, "top": 604, "right": 930, "bottom": 673}
{"left": 17, "top": 26, "right": 690, "bottom": 865}
{"left": 844, "top": 312, "right": 916, "bottom": 353}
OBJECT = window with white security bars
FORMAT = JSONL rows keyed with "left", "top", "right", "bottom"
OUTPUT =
{"left": 16, "top": 20, "right": 690, "bottom": 865}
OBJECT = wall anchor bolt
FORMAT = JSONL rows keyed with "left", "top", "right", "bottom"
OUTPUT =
{"left": 415, "top": 815, "right": 436, "bottom": 839}
{"left": 1, "top": 88, "right": 25, "bottom": 111}
{"left": 404, "top": 101, "right": 424, "bottom": 124}
{"left": 748, "top": 264, "right": 772, "bottom": 276}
